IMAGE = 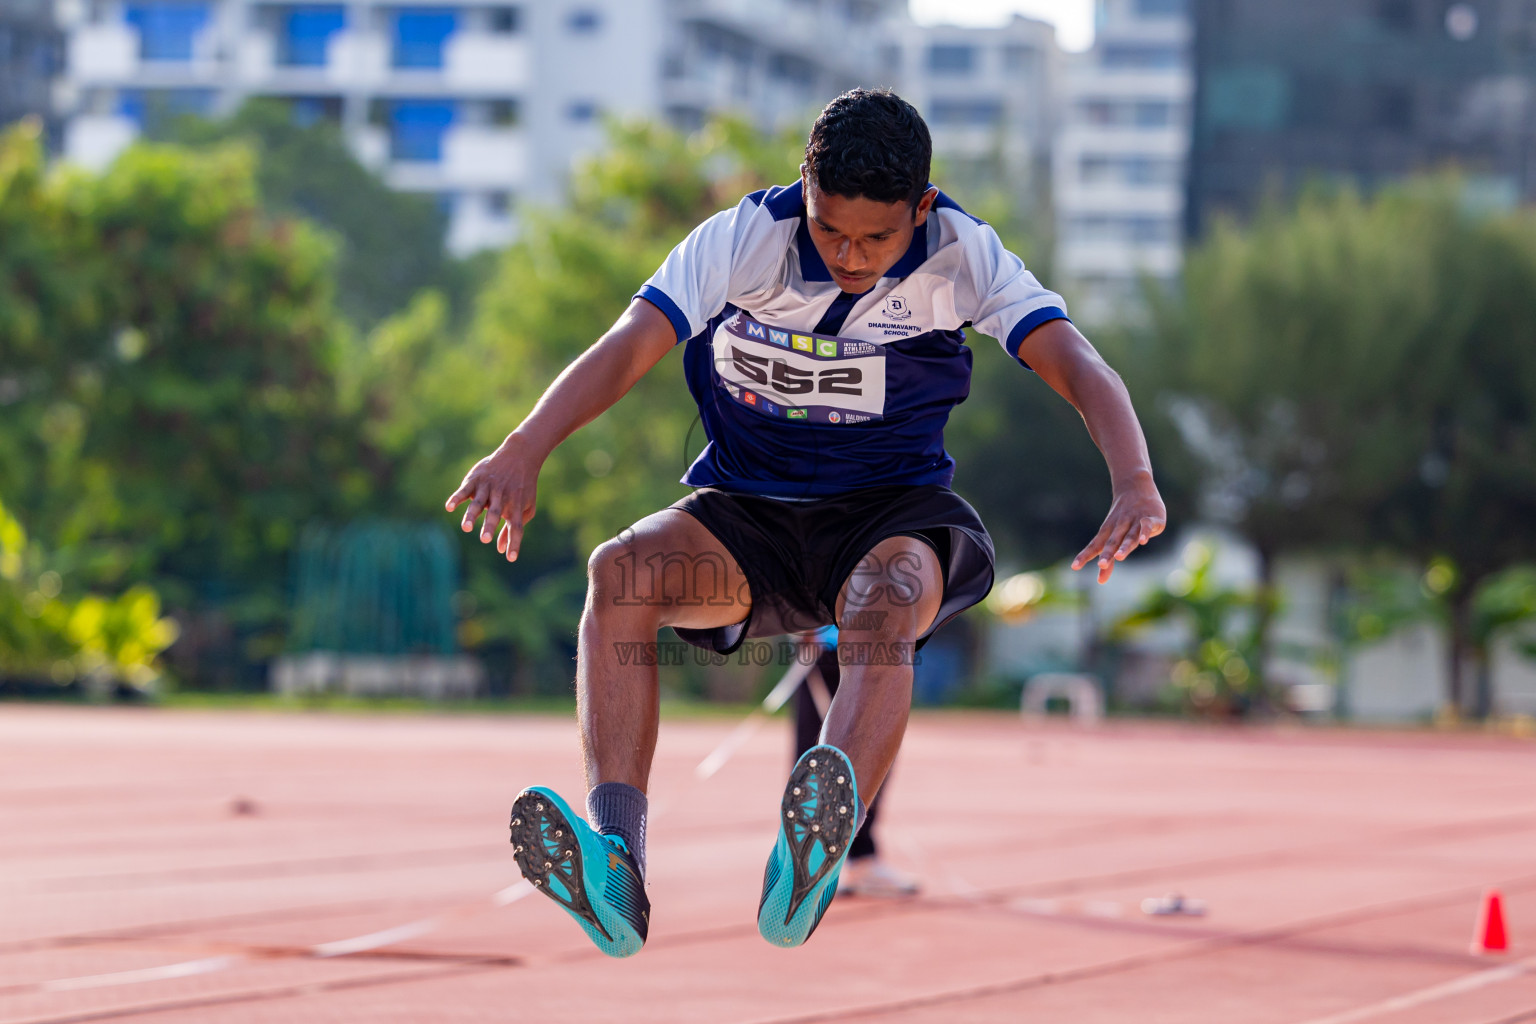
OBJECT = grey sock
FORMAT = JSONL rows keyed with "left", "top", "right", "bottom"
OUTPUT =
{"left": 586, "top": 782, "right": 648, "bottom": 878}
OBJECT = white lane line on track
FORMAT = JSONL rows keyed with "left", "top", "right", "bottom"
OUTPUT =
{"left": 310, "top": 918, "right": 443, "bottom": 958}
{"left": 41, "top": 955, "right": 240, "bottom": 992}
{"left": 1290, "top": 956, "right": 1536, "bottom": 1024}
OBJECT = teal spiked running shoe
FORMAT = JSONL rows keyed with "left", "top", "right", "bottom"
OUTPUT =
{"left": 509, "top": 786, "right": 649, "bottom": 958}
{"left": 757, "top": 745, "right": 858, "bottom": 948}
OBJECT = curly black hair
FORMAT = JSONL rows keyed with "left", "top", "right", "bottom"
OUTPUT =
{"left": 804, "top": 88, "right": 932, "bottom": 210}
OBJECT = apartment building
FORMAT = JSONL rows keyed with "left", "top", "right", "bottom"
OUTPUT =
{"left": 886, "top": 14, "right": 1058, "bottom": 216}
{"left": 1186, "top": 0, "right": 1536, "bottom": 234}
{"left": 52, "top": 0, "right": 901, "bottom": 254}
{"left": 661, "top": 0, "right": 899, "bottom": 131}
{"left": 1053, "top": 0, "right": 1192, "bottom": 323}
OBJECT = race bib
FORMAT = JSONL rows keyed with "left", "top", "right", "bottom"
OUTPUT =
{"left": 710, "top": 312, "right": 887, "bottom": 425}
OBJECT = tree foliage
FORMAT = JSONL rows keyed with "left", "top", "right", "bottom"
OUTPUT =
{"left": 1146, "top": 182, "right": 1536, "bottom": 712}
{"left": 1110, "top": 539, "right": 1261, "bottom": 716}
{"left": 167, "top": 100, "right": 469, "bottom": 327}
{"left": 0, "top": 496, "right": 178, "bottom": 691}
{"left": 0, "top": 122, "right": 367, "bottom": 685}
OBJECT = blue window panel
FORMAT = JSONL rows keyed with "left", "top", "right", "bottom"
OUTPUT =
{"left": 389, "top": 100, "right": 456, "bottom": 162}
{"left": 930, "top": 98, "right": 1002, "bottom": 127}
{"left": 927, "top": 44, "right": 975, "bottom": 74}
{"left": 392, "top": 8, "right": 457, "bottom": 69}
{"left": 124, "top": 2, "right": 209, "bottom": 62}
{"left": 117, "top": 90, "right": 146, "bottom": 126}
{"left": 281, "top": 5, "right": 345, "bottom": 67}
{"left": 117, "top": 87, "right": 214, "bottom": 127}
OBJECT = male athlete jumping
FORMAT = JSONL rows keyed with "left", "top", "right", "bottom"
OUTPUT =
{"left": 447, "top": 90, "right": 1166, "bottom": 956}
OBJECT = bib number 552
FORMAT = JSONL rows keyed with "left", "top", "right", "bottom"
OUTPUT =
{"left": 730, "top": 347, "right": 863, "bottom": 396}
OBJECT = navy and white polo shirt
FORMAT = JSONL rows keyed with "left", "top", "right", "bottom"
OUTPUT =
{"left": 635, "top": 182, "right": 1068, "bottom": 497}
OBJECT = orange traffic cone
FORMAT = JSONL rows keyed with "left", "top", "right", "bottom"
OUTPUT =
{"left": 1473, "top": 888, "right": 1509, "bottom": 954}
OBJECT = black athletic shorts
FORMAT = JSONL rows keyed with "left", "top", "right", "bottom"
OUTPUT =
{"left": 669, "top": 483, "right": 995, "bottom": 654}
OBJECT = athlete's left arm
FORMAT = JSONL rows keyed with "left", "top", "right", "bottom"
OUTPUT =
{"left": 1016, "top": 319, "right": 1167, "bottom": 583}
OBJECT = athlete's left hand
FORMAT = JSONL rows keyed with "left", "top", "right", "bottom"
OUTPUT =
{"left": 1072, "top": 478, "right": 1166, "bottom": 584}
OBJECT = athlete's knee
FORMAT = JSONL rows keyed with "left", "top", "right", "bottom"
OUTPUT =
{"left": 838, "top": 539, "right": 942, "bottom": 636}
{"left": 586, "top": 535, "right": 646, "bottom": 615}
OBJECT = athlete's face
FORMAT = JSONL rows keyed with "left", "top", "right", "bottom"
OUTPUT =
{"left": 802, "top": 171, "right": 937, "bottom": 294}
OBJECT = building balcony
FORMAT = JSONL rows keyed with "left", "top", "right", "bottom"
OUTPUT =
{"left": 68, "top": 23, "right": 136, "bottom": 82}
{"left": 1055, "top": 178, "right": 1186, "bottom": 212}
{"left": 64, "top": 114, "right": 138, "bottom": 170}
{"left": 441, "top": 125, "right": 525, "bottom": 186}
{"left": 1056, "top": 240, "right": 1183, "bottom": 278}
{"left": 358, "top": 125, "right": 525, "bottom": 190}
{"left": 68, "top": 21, "right": 223, "bottom": 84}
{"left": 233, "top": 30, "right": 529, "bottom": 92}
{"left": 1055, "top": 131, "right": 1190, "bottom": 164}
{"left": 446, "top": 193, "right": 517, "bottom": 257}
{"left": 443, "top": 33, "right": 528, "bottom": 90}
{"left": 1064, "top": 67, "right": 1192, "bottom": 97}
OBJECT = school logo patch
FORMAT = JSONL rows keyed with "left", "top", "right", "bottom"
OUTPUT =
{"left": 881, "top": 295, "right": 912, "bottom": 321}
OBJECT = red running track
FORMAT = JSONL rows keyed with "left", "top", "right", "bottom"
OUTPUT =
{"left": 1, "top": 706, "right": 1534, "bottom": 1023}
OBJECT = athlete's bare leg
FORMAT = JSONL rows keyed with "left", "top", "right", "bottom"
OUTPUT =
{"left": 579, "top": 509, "right": 752, "bottom": 792}
{"left": 822, "top": 535, "right": 943, "bottom": 806}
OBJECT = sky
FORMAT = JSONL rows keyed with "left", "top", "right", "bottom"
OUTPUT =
{"left": 909, "top": 0, "right": 1096, "bottom": 52}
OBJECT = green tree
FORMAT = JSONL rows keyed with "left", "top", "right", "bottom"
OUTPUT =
{"left": 0, "top": 123, "right": 370, "bottom": 686}
{"left": 0, "top": 495, "right": 179, "bottom": 694}
{"left": 168, "top": 100, "right": 474, "bottom": 327}
{"left": 1147, "top": 182, "right": 1536, "bottom": 714}
{"left": 1110, "top": 539, "right": 1261, "bottom": 715}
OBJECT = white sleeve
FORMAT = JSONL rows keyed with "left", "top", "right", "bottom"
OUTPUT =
{"left": 635, "top": 196, "right": 780, "bottom": 342}
{"left": 957, "top": 221, "right": 1070, "bottom": 370}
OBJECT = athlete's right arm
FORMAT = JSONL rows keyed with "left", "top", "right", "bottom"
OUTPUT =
{"left": 445, "top": 297, "right": 678, "bottom": 562}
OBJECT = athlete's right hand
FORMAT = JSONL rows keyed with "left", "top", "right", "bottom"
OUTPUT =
{"left": 445, "top": 434, "right": 542, "bottom": 562}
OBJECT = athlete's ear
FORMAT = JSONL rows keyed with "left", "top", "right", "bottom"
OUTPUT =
{"left": 912, "top": 186, "right": 938, "bottom": 226}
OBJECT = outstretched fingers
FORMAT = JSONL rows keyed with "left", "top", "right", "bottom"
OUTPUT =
{"left": 459, "top": 496, "right": 487, "bottom": 534}
{"left": 1116, "top": 516, "right": 1165, "bottom": 559}
{"left": 1093, "top": 518, "right": 1136, "bottom": 582}
{"left": 480, "top": 498, "right": 504, "bottom": 545}
{"left": 446, "top": 447, "right": 540, "bottom": 562}
{"left": 498, "top": 516, "right": 522, "bottom": 562}
{"left": 1071, "top": 523, "right": 1112, "bottom": 573}
{"left": 1074, "top": 511, "right": 1166, "bottom": 583}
